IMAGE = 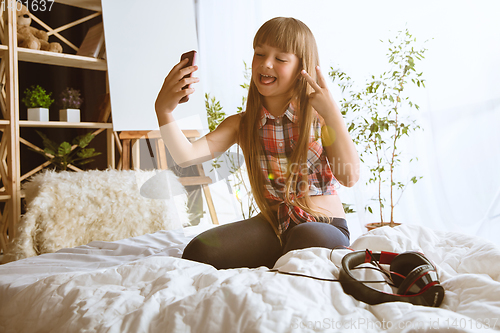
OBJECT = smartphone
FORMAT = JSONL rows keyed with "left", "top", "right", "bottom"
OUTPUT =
{"left": 179, "top": 50, "right": 197, "bottom": 103}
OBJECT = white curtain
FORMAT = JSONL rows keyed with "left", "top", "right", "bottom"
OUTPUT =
{"left": 194, "top": 0, "right": 500, "bottom": 244}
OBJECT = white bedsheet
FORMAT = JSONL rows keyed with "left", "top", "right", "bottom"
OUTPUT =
{"left": 0, "top": 224, "right": 499, "bottom": 333}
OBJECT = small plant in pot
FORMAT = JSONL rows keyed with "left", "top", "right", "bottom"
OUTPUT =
{"left": 22, "top": 85, "right": 54, "bottom": 121}
{"left": 329, "top": 28, "right": 428, "bottom": 230}
{"left": 30, "top": 130, "right": 101, "bottom": 171}
{"left": 58, "top": 87, "right": 83, "bottom": 122}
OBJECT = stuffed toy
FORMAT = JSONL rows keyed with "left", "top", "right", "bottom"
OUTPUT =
{"left": 17, "top": 4, "right": 62, "bottom": 53}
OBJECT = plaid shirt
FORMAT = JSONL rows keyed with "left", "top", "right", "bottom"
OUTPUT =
{"left": 259, "top": 105, "right": 339, "bottom": 234}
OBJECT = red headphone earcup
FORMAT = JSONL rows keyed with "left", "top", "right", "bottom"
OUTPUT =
{"left": 397, "top": 264, "right": 435, "bottom": 295}
{"left": 390, "top": 252, "right": 434, "bottom": 287}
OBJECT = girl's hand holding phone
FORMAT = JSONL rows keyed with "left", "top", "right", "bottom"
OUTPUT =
{"left": 155, "top": 56, "right": 199, "bottom": 115}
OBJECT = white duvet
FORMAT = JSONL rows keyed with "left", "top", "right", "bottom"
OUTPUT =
{"left": 1, "top": 224, "right": 499, "bottom": 333}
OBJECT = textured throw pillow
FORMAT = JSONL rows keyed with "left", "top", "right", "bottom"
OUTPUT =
{"left": 3, "top": 169, "right": 188, "bottom": 262}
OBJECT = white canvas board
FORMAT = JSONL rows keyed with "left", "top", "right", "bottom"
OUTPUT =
{"left": 101, "top": 0, "right": 205, "bottom": 131}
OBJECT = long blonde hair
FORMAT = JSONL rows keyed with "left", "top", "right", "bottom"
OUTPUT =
{"left": 238, "top": 17, "right": 326, "bottom": 236}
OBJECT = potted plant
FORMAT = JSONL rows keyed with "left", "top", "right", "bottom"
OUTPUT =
{"left": 206, "top": 92, "right": 259, "bottom": 219}
{"left": 30, "top": 130, "right": 101, "bottom": 171}
{"left": 329, "top": 28, "right": 428, "bottom": 230}
{"left": 22, "top": 85, "right": 54, "bottom": 121}
{"left": 58, "top": 87, "right": 83, "bottom": 122}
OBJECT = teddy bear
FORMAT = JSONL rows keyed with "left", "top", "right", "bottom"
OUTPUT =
{"left": 17, "top": 4, "right": 62, "bottom": 53}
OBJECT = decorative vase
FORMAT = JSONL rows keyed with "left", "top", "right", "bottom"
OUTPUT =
{"left": 59, "top": 108, "right": 80, "bottom": 122}
{"left": 27, "top": 107, "right": 49, "bottom": 121}
{"left": 366, "top": 222, "right": 402, "bottom": 232}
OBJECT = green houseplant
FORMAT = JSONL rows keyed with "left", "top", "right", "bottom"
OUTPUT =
{"left": 58, "top": 87, "right": 83, "bottom": 122}
{"left": 329, "top": 28, "right": 428, "bottom": 229}
{"left": 206, "top": 62, "right": 258, "bottom": 219}
{"left": 30, "top": 130, "right": 101, "bottom": 171}
{"left": 206, "top": 91, "right": 259, "bottom": 219}
{"left": 22, "top": 85, "right": 54, "bottom": 121}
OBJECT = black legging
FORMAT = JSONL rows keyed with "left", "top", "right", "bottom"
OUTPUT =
{"left": 181, "top": 213, "right": 350, "bottom": 269}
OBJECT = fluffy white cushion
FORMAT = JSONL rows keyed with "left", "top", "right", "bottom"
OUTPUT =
{"left": 3, "top": 169, "right": 188, "bottom": 263}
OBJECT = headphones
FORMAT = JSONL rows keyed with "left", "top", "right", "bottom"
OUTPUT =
{"left": 339, "top": 250, "right": 445, "bottom": 307}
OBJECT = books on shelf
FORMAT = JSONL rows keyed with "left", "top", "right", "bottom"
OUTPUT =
{"left": 77, "top": 22, "right": 104, "bottom": 58}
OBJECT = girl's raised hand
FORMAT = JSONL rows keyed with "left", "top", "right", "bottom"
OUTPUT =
{"left": 155, "top": 58, "right": 200, "bottom": 115}
{"left": 301, "top": 66, "right": 337, "bottom": 119}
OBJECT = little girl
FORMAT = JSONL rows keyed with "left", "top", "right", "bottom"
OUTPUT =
{"left": 155, "top": 17, "right": 360, "bottom": 269}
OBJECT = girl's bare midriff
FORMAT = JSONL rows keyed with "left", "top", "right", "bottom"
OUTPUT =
{"left": 270, "top": 194, "right": 346, "bottom": 219}
{"left": 235, "top": 119, "right": 347, "bottom": 220}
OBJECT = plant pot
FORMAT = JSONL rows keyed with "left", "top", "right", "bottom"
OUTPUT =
{"left": 59, "top": 108, "right": 80, "bottom": 122}
{"left": 27, "top": 107, "right": 49, "bottom": 121}
{"left": 366, "top": 222, "right": 402, "bottom": 231}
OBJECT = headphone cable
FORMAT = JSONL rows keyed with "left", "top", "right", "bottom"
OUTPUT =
{"left": 268, "top": 268, "right": 396, "bottom": 287}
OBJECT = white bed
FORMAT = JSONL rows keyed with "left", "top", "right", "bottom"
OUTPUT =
{"left": 1, "top": 224, "right": 499, "bottom": 332}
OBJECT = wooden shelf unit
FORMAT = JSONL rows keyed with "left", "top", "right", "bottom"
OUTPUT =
{"left": 0, "top": 45, "right": 107, "bottom": 71}
{"left": 19, "top": 121, "right": 113, "bottom": 128}
{"left": 0, "top": 1, "right": 117, "bottom": 255}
